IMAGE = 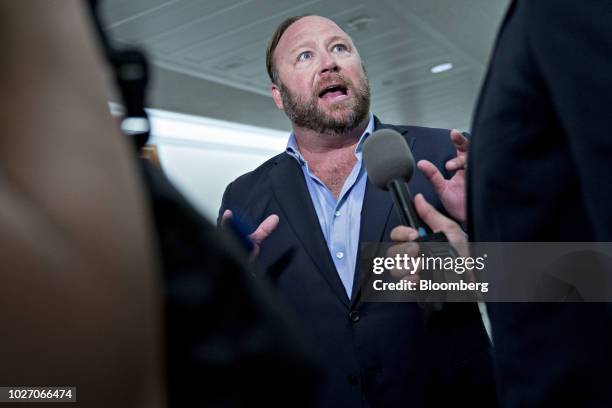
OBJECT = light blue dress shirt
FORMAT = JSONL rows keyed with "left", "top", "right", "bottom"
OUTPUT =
{"left": 285, "top": 114, "right": 375, "bottom": 298}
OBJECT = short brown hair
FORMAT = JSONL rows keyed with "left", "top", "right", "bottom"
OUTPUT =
{"left": 265, "top": 15, "right": 312, "bottom": 85}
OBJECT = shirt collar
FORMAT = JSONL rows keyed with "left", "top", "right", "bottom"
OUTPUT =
{"left": 286, "top": 113, "right": 375, "bottom": 165}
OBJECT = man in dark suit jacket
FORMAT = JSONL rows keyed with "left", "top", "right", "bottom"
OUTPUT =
{"left": 219, "top": 15, "right": 496, "bottom": 407}
{"left": 468, "top": 1, "right": 612, "bottom": 406}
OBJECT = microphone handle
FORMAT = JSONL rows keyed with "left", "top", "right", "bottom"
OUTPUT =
{"left": 387, "top": 179, "right": 453, "bottom": 314}
{"left": 388, "top": 179, "right": 422, "bottom": 229}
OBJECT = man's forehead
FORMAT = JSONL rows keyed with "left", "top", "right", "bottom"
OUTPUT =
{"left": 278, "top": 16, "right": 351, "bottom": 51}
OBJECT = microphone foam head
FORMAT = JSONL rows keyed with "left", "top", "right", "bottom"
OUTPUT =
{"left": 363, "top": 129, "right": 415, "bottom": 190}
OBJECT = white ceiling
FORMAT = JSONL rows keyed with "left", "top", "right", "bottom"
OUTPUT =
{"left": 102, "top": 0, "right": 510, "bottom": 132}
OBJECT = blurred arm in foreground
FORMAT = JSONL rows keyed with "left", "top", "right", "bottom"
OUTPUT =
{"left": 0, "top": 1, "right": 164, "bottom": 406}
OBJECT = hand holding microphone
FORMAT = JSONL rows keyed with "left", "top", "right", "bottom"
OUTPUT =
{"left": 386, "top": 194, "right": 468, "bottom": 288}
{"left": 390, "top": 194, "right": 468, "bottom": 257}
{"left": 362, "top": 129, "right": 453, "bottom": 240}
{"left": 363, "top": 129, "right": 465, "bottom": 310}
{"left": 363, "top": 128, "right": 427, "bottom": 235}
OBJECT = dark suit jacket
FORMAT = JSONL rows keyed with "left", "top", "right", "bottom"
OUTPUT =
{"left": 469, "top": 1, "right": 612, "bottom": 406}
{"left": 220, "top": 117, "right": 496, "bottom": 407}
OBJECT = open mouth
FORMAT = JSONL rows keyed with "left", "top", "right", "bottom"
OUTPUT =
{"left": 318, "top": 84, "right": 349, "bottom": 100}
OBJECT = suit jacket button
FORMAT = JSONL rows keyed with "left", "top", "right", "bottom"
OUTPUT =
{"left": 348, "top": 310, "right": 360, "bottom": 323}
{"left": 347, "top": 374, "right": 360, "bottom": 386}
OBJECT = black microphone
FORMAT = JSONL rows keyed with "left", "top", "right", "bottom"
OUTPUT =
{"left": 362, "top": 128, "right": 457, "bottom": 250}
{"left": 363, "top": 129, "right": 426, "bottom": 235}
{"left": 363, "top": 129, "right": 454, "bottom": 312}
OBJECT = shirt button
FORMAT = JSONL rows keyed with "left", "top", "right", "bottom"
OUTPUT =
{"left": 336, "top": 251, "right": 344, "bottom": 259}
{"left": 348, "top": 310, "right": 360, "bottom": 323}
{"left": 335, "top": 211, "right": 341, "bottom": 217}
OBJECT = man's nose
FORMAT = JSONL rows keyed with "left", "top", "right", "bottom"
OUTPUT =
{"left": 319, "top": 52, "right": 339, "bottom": 75}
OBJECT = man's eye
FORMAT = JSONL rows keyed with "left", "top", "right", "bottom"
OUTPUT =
{"left": 297, "top": 51, "right": 312, "bottom": 62}
{"left": 332, "top": 44, "right": 348, "bottom": 53}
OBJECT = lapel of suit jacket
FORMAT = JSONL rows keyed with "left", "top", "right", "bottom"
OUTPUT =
{"left": 269, "top": 153, "right": 350, "bottom": 306}
{"left": 350, "top": 117, "right": 416, "bottom": 304}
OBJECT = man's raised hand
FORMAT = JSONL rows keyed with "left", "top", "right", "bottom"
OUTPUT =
{"left": 417, "top": 129, "right": 468, "bottom": 222}
{"left": 222, "top": 209, "right": 279, "bottom": 259}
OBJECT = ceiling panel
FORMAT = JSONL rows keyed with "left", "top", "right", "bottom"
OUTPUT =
{"left": 101, "top": 0, "right": 510, "bottom": 132}
{"left": 106, "top": 0, "right": 231, "bottom": 40}
{"left": 102, "top": 0, "right": 176, "bottom": 26}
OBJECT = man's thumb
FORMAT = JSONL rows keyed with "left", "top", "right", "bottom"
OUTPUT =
{"left": 250, "top": 214, "right": 280, "bottom": 243}
{"left": 414, "top": 194, "right": 450, "bottom": 232}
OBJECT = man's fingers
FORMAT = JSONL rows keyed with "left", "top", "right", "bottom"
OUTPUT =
{"left": 386, "top": 241, "right": 421, "bottom": 280}
{"left": 220, "top": 209, "right": 233, "bottom": 228}
{"left": 446, "top": 129, "right": 469, "bottom": 171}
{"left": 415, "top": 194, "right": 469, "bottom": 255}
{"left": 390, "top": 225, "right": 419, "bottom": 242}
{"left": 387, "top": 242, "right": 420, "bottom": 258}
{"left": 414, "top": 194, "right": 456, "bottom": 233}
{"left": 450, "top": 129, "right": 469, "bottom": 152}
{"left": 446, "top": 157, "right": 467, "bottom": 172}
{"left": 417, "top": 160, "right": 446, "bottom": 193}
{"left": 249, "top": 214, "right": 280, "bottom": 244}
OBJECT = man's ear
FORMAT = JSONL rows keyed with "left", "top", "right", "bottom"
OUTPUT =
{"left": 271, "top": 83, "right": 284, "bottom": 111}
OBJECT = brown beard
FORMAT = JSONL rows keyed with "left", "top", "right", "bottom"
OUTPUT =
{"left": 278, "top": 72, "right": 371, "bottom": 136}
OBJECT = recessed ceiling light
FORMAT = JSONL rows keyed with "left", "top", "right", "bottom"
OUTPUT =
{"left": 430, "top": 63, "right": 453, "bottom": 74}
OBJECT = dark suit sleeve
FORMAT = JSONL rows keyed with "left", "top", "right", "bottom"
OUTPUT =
{"left": 529, "top": 0, "right": 612, "bottom": 240}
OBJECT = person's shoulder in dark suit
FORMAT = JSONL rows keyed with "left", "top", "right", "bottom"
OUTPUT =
{"left": 469, "top": 1, "right": 612, "bottom": 407}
